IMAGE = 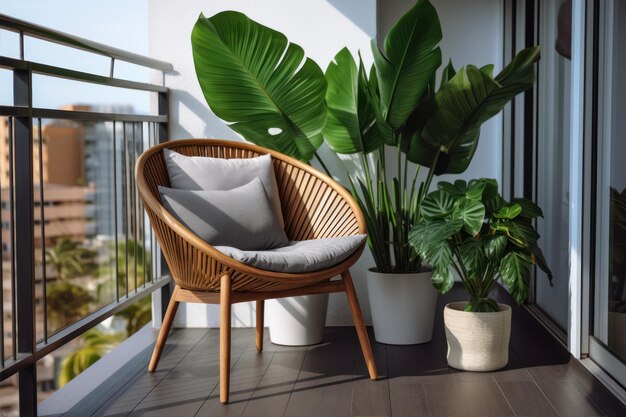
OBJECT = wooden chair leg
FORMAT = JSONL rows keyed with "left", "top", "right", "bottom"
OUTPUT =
{"left": 256, "top": 300, "right": 264, "bottom": 353}
{"left": 148, "top": 285, "right": 180, "bottom": 372}
{"left": 220, "top": 273, "right": 232, "bottom": 404}
{"left": 341, "top": 270, "right": 378, "bottom": 380}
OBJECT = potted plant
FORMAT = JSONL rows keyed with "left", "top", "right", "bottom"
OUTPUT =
{"left": 190, "top": 0, "right": 541, "bottom": 345}
{"left": 409, "top": 178, "right": 552, "bottom": 370}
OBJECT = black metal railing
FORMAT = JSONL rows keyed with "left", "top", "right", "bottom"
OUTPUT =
{"left": 0, "top": 14, "right": 172, "bottom": 416}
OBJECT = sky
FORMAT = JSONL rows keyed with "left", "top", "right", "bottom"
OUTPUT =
{"left": 0, "top": 0, "right": 151, "bottom": 113}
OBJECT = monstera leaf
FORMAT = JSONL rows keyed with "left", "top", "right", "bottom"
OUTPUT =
{"left": 412, "top": 46, "right": 541, "bottom": 174}
{"left": 192, "top": 11, "right": 327, "bottom": 162}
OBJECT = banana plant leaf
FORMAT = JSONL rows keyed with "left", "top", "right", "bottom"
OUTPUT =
{"left": 371, "top": 0, "right": 442, "bottom": 130}
{"left": 410, "top": 46, "right": 541, "bottom": 174}
{"left": 323, "top": 48, "right": 384, "bottom": 154}
{"left": 191, "top": 11, "right": 327, "bottom": 162}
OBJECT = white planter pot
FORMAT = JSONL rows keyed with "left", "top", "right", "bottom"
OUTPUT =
{"left": 267, "top": 294, "right": 329, "bottom": 346}
{"left": 444, "top": 302, "right": 512, "bottom": 371}
{"left": 367, "top": 269, "right": 437, "bottom": 345}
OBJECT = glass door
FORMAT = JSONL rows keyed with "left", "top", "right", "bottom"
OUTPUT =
{"left": 591, "top": 0, "right": 626, "bottom": 387}
{"left": 534, "top": 0, "right": 572, "bottom": 332}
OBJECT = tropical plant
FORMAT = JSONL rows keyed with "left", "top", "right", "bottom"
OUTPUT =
{"left": 95, "top": 239, "right": 150, "bottom": 302}
{"left": 45, "top": 237, "right": 96, "bottom": 280}
{"left": 116, "top": 295, "right": 152, "bottom": 336}
{"left": 57, "top": 329, "right": 124, "bottom": 387}
{"left": 408, "top": 178, "right": 552, "bottom": 312}
{"left": 191, "top": 10, "right": 327, "bottom": 164}
{"left": 46, "top": 281, "right": 94, "bottom": 331}
{"left": 191, "top": 1, "right": 541, "bottom": 273}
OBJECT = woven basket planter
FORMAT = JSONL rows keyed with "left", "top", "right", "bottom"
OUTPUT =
{"left": 444, "top": 302, "right": 512, "bottom": 371}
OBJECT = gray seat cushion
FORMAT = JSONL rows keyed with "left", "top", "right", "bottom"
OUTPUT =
{"left": 215, "top": 235, "right": 366, "bottom": 273}
{"left": 163, "top": 149, "right": 284, "bottom": 227}
{"left": 158, "top": 177, "right": 288, "bottom": 250}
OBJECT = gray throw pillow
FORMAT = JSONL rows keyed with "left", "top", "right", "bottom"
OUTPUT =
{"left": 163, "top": 149, "right": 284, "bottom": 227}
{"left": 158, "top": 177, "right": 288, "bottom": 250}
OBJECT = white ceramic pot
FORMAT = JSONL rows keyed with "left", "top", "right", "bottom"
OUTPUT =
{"left": 267, "top": 294, "right": 329, "bottom": 346}
{"left": 444, "top": 302, "right": 511, "bottom": 371}
{"left": 366, "top": 269, "right": 437, "bottom": 345}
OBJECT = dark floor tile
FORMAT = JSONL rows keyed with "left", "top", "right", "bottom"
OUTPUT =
{"left": 283, "top": 328, "right": 357, "bottom": 417}
{"left": 388, "top": 380, "right": 429, "bottom": 417}
{"left": 86, "top": 284, "right": 625, "bottom": 417}
{"left": 535, "top": 380, "right": 604, "bottom": 417}
{"left": 491, "top": 367, "right": 533, "bottom": 382}
{"left": 498, "top": 380, "right": 559, "bottom": 417}
{"left": 423, "top": 381, "right": 515, "bottom": 417}
{"left": 241, "top": 346, "right": 308, "bottom": 417}
{"left": 92, "top": 329, "right": 209, "bottom": 417}
{"left": 351, "top": 337, "right": 390, "bottom": 417}
{"left": 128, "top": 328, "right": 253, "bottom": 417}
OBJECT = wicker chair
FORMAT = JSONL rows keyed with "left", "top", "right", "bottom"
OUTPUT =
{"left": 136, "top": 139, "right": 377, "bottom": 403}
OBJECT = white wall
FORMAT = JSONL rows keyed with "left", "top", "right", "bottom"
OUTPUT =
{"left": 148, "top": 0, "right": 503, "bottom": 327}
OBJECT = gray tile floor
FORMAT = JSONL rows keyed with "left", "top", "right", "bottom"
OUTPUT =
{"left": 70, "top": 286, "right": 626, "bottom": 417}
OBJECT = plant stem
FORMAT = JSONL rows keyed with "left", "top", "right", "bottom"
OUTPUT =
{"left": 423, "top": 149, "right": 440, "bottom": 196}
{"left": 314, "top": 152, "right": 333, "bottom": 178}
{"left": 360, "top": 152, "right": 375, "bottom": 207}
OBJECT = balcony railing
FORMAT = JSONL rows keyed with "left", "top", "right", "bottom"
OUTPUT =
{"left": 0, "top": 14, "right": 172, "bottom": 416}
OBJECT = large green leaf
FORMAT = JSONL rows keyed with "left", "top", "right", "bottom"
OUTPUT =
{"left": 409, "top": 219, "right": 462, "bottom": 256}
{"left": 416, "top": 46, "right": 540, "bottom": 174}
{"left": 499, "top": 251, "right": 532, "bottom": 304}
{"left": 494, "top": 203, "right": 523, "bottom": 219}
{"left": 460, "top": 237, "right": 486, "bottom": 276}
{"left": 420, "top": 189, "right": 456, "bottom": 219}
{"left": 512, "top": 198, "right": 544, "bottom": 218}
{"left": 371, "top": 0, "right": 442, "bottom": 128}
{"left": 451, "top": 198, "right": 485, "bottom": 236}
{"left": 323, "top": 48, "right": 384, "bottom": 154}
{"left": 191, "top": 12, "right": 327, "bottom": 162}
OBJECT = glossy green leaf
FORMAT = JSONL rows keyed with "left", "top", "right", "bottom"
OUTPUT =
{"left": 499, "top": 220, "right": 539, "bottom": 247}
{"left": 421, "top": 189, "right": 456, "bottom": 219}
{"left": 371, "top": 0, "right": 442, "bottom": 128}
{"left": 323, "top": 48, "right": 384, "bottom": 154}
{"left": 451, "top": 198, "right": 485, "bottom": 236}
{"left": 499, "top": 251, "right": 532, "bottom": 304}
{"left": 432, "top": 265, "right": 454, "bottom": 293}
{"left": 530, "top": 245, "right": 553, "bottom": 285}
{"left": 460, "top": 238, "right": 486, "bottom": 276}
{"left": 437, "top": 181, "right": 466, "bottom": 197}
{"left": 417, "top": 46, "right": 540, "bottom": 174}
{"left": 440, "top": 60, "right": 456, "bottom": 88}
{"left": 494, "top": 203, "right": 523, "bottom": 219}
{"left": 191, "top": 11, "right": 327, "bottom": 162}
{"left": 485, "top": 235, "right": 508, "bottom": 261}
{"left": 466, "top": 179, "right": 486, "bottom": 200}
{"left": 409, "top": 219, "right": 462, "bottom": 256}
{"left": 512, "top": 198, "right": 544, "bottom": 218}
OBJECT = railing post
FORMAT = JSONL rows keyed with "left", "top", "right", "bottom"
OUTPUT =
{"left": 13, "top": 66, "right": 37, "bottom": 416}
{"left": 157, "top": 90, "right": 171, "bottom": 319}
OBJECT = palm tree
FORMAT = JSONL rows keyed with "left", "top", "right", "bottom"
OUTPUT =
{"left": 45, "top": 237, "right": 96, "bottom": 280}
{"left": 46, "top": 281, "right": 94, "bottom": 332}
{"left": 96, "top": 239, "right": 150, "bottom": 301}
{"left": 57, "top": 329, "right": 124, "bottom": 387}
{"left": 115, "top": 296, "right": 152, "bottom": 336}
